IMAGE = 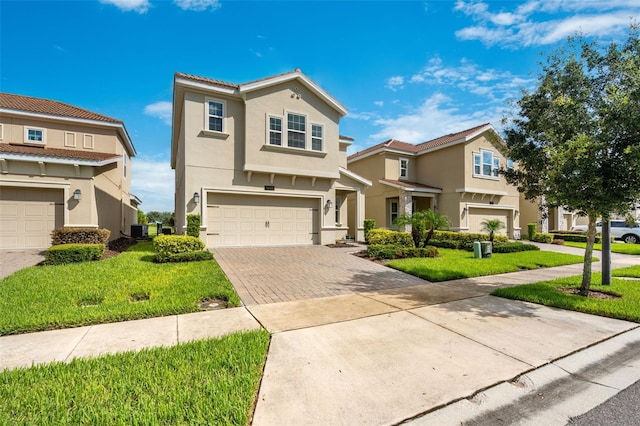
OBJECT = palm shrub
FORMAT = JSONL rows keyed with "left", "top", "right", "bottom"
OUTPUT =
{"left": 394, "top": 210, "right": 451, "bottom": 247}
{"left": 480, "top": 219, "right": 506, "bottom": 244}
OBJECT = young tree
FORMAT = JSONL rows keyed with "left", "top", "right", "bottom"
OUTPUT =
{"left": 503, "top": 26, "right": 640, "bottom": 296}
{"left": 480, "top": 219, "right": 505, "bottom": 244}
{"left": 395, "top": 210, "right": 451, "bottom": 247}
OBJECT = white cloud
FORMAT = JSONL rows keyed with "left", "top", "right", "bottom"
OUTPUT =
{"left": 386, "top": 76, "right": 404, "bottom": 91}
{"left": 144, "top": 101, "right": 172, "bottom": 125}
{"left": 131, "top": 157, "right": 175, "bottom": 212}
{"left": 173, "top": 0, "right": 221, "bottom": 12}
{"left": 374, "top": 101, "right": 384, "bottom": 107}
{"left": 100, "top": 0, "right": 150, "bottom": 14}
{"left": 454, "top": 0, "right": 639, "bottom": 47}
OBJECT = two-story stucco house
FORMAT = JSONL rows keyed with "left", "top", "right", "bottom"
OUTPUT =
{"left": 0, "top": 93, "right": 138, "bottom": 249}
{"left": 171, "top": 69, "right": 371, "bottom": 247}
{"left": 348, "top": 123, "right": 522, "bottom": 238}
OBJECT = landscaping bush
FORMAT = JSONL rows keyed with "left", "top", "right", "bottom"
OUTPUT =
{"left": 527, "top": 223, "right": 537, "bottom": 240}
{"left": 492, "top": 242, "right": 540, "bottom": 253}
{"left": 366, "top": 244, "right": 439, "bottom": 259}
{"left": 186, "top": 214, "right": 201, "bottom": 238}
{"left": 552, "top": 233, "right": 603, "bottom": 244}
{"left": 364, "top": 219, "right": 376, "bottom": 243}
{"left": 431, "top": 230, "right": 508, "bottom": 245}
{"left": 45, "top": 244, "right": 105, "bottom": 265}
{"left": 552, "top": 239, "right": 565, "bottom": 245}
{"left": 51, "top": 228, "right": 110, "bottom": 245}
{"left": 531, "top": 232, "right": 554, "bottom": 243}
{"left": 367, "top": 229, "right": 414, "bottom": 247}
{"left": 161, "top": 250, "right": 214, "bottom": 263}
{"left": 153, "top": 235, "right": 205, "bottom": 263}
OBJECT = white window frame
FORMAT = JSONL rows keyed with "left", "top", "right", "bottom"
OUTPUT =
{"left": 65, "top": 132, "right": 76, "bottom": 147}
{"left": 267, "top": 115, "right": 283, "bottom": 146}
{"left": 25, "top": 126, "right": 46, "bottom": 145}
{"left": 0, "top": 123, "right": 3, "bottom": 141}
{"left": 390, "top": 201, "right": 398, "bottom": 225}
{"left": 311, "top": 123, "right": 323, "bottom": 152}
{"left": 399, "top": 158, "right": 409, "bottom": 180}
{"left": 473, "top": 149, "right": 500, "bottom": 179}
{"left": 286, "top": 111, "right": 307, "bottom": 149}
{"left": 123, "top": 152, "right": 128, "bottom": 178}
{"left": 204, "top": 97, "right": 226, "bottom": 133}
{"left": 335, "top": 196, "right": 341, "bottom": 224}
{"left": 83, "top": 134, "right": 94, "bottom": 149}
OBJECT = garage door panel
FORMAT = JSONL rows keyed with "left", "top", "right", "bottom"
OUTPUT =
{"left": 469, "top": 208, "right": 509, "bottom": 235}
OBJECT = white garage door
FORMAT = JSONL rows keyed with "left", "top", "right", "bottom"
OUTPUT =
{"left": 0, "top": 187, "right": 64, "bottom": 249}
{"left": 206, "top": 194, "right": 319, "bottom": 247}
{"left": 468, "top": 208, "right": 510, "bottom": 236}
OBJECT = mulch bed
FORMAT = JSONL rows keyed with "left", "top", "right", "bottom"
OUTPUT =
{"left": 326, "top": 242, "right": 359, "bottom": 248}
{"left": 102, "top": 237, "right": 146, "bottom": 260}
{"left": 559, "top": 287, "right": 621, "bottom": 299}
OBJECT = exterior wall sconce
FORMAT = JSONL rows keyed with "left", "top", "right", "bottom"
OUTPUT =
{"left": 462, "top": 207, "right": 468, "bottom": 214}
{"left": 73, "top": 189, "right": 82, "bottom": 201}
{"left": 326, "top": 199, "right": 333, "bottom": 209}
{"left": 193, "top": 192, "right": 200, "bottom": 204}
{"left": 515, "top": 210, "right": 520, "bottom": 216}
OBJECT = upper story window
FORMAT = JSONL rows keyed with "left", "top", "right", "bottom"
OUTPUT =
{"left": 25, "top": 127, "right": 45, "bottom": 144}
{"left": 287, "top": 113, "right": 306, "bottom": 149}
{"left": 206, "top": 98, "right": 224, "bottom": 132}
{"left": 473, "top": 149, "right": 500, "bottom": 179}
{"left": 311, "top": 124, "right": 323, "bottom": 151}
{"left": 399, "top": 158, "right": 409, "bottom": 179}
{"left": 506, "top": 158, "right": 514, "bottom": 169}
{"left": 269, "top": 116, "right": 282, "bottom": 146}
{"left": 123, "top": 152, "right": 128, "bottom": 178}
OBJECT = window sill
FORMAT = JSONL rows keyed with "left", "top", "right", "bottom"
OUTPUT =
{"left": 200, "top": 130, "right": 230, "bottom": 140}
{"left": 261, "top": 144, "right": 327, "bottom": 157}
{"left": 472, "top": 174, "right": 500, "bottom": 181}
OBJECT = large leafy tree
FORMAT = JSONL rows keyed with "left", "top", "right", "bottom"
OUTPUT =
{"left": 395, "top": 209, "right": 451, "bottom": 247}
{"left": 503, "top": 26, "right": 640, "bottom": 296}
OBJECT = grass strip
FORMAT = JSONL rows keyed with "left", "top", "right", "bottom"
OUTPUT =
{"left": 0, "top": 330, "right": 270, "bottom": 426}
{"left": 563, "top": 241, "right": 640, "bottom": 255}
{"left": 387, "top": 248, "right": 586, "bottom": 282}
{"left": 0, "top": 242, "right": 240, "bottom": 335}
{"left": 492, "top": 267, "right": 640, "bottom": 323}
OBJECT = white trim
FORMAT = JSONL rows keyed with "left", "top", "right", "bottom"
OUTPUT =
{"left": 0, "top": 108, "right": 136, "bottom": 156}
{"left": 348, "top": 147, "right": 416, "bottom": 164}
{"left": 83, "top": 134, "right": 94, "bottom": 149}
{"left": 0, "top": 123, "right": 3, "bottom": 140}
{"left": 339, "top": 166, "right": 372, "bottom": 186}
{"left": 311, "top": 123, "right": 323, "bottom": 152}
{"left": 204, "top": 97, "right": 226, "bottom": 133}
{"left": 285, "top": 111, "right": 308, "bottom": 150}
{"left": 379, "top": 179, "right": 442, "bottom": 194}
{"left": 339, "top": 137, "right": 353, "bottom": 146}
{"left": 473, "top": 148, "right": 501, "bottom": 179}
{"left": 261, "top": 143, "right": 327, "bottom": 157}
{"left": 243, "top": 163, "right": 339, "bottom": 179}
{"left": 24, "top": 126, "right": 46, "bottom": 145}
{"left": 399, "top": 157, "right": 409, "bottom": 180}
{"left": 64, "top": 132, "right": 76, "bottom": 147}
{"left": 174, "top": 76, "right": 237, "bottom": 96}
{"left": 455, "top": 187, "right": 508, "bottom": 196}
{"left": 0, "top": 179, "right": 70, "bottom": 189}
{"left": 0, "top": 152, "right": 120, "bottom": 167}
{"left": 266, "top": 113, "right": 283, "bottom": 147}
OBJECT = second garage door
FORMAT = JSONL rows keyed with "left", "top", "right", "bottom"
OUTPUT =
{"left": 468, "top": 207, "right": 510, "bottom": 236}
{"left": 206, "top": 194, "right": 319, "bottom": 247}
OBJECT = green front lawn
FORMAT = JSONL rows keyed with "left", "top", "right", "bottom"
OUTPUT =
{"left": 563, "top": 241, "right": 640, "bottom": 255}
{"left": 0, "top": 330, "right": 270, "bottom": 425}
{"left": 492, "top": 267, "right": 640, "bottom": 323}
{"left": 0, "top": 241, "right": 240, "bottom": 335}
{"left": 387, "top": 248, "right": 587, "bottom": 282}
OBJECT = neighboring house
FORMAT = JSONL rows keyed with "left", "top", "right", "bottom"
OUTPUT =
{"left": 171, "top": 69, "right": 371, "bottom": 247}
{"left": 347, "top": 123, "right": 522, "bottom": 238}
{"left": 0, "top": 93, "right": 138, "bottom": 250}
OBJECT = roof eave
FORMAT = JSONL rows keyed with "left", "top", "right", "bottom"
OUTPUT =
{"left": 0, "top": 152, "right": 121, "bottom": 167}
{"left": 339, "top": 166, "right": 372, "bottom": 187}
{"left": 379, "top": 179, "right": 442, "bottom": 193}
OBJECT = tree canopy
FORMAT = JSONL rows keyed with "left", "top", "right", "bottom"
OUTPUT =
{"left": 503, "top": 25, "right": 640, "bottom": 295}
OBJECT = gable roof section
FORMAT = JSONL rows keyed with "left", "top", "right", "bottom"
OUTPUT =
{"left": 347, "top": 123, "right": 500, "bottom": 164}
{"left": 0, "top": 92, "right": 136, "bottom": 157}
{"left": 0, "top": 143, "right": 121, "bottom": 166}
{"left": 380, "top": 179, "right": 442, "bottom": 193}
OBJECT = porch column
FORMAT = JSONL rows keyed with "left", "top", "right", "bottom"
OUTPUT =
{"left": 398, "top": 190, "right": 413, "bottom": 232}
{"left": 356, "top": 188, "right": 366, "bottom": 242}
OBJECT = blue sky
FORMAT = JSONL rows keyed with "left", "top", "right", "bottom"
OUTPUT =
{"left": 1, "top": 0, "right": 638, "bottom": 212}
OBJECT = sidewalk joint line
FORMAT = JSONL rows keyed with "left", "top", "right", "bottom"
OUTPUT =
{"left": 64, "top": 325, "right": 93, "bottom": 363}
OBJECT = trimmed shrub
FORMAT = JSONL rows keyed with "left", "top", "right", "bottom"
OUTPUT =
{"left": 527, "top": 223, "right": 537, "bottom": 240}
{"left": 162, "top": 250, "right": 214, "bottom": 263}
{"left": 492, "top": 242, "right": 540, "bottom": 253}
{"left": 552, "top": 239, "right": 565, "bottom": 245}
{"left": 552, "top": 233, "right": 603, "bottom": 244}
{"left": 431, "top": 230, "right": 508, "bottom": 245}
{"left": 51, "top": 228, "right": 110, "bottom": 245}
{"left": 153, "top": 235, "right": 205, "bottom": 263}
{"left": 45, "top": 244, "right": 105, "bottom": 265}
{"left": 186, "top": 214, "right": 201, "bottom": 238}
{"left": 531, "top": 232, "right": 554, "bottom": 243}
{"left": 364, "top": 219, "right": 376, "bottom": 243}
{"left": 367, "top": 244, "right": 439, "bottom": 259}
{"left": 367, "top": 229, "right": 414, "bottom": 247}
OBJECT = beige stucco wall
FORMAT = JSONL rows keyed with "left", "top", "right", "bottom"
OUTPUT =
{"left": 348, "top": 153, "right": 389, "bottom": 228}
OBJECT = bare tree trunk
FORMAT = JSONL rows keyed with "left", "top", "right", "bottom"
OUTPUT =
{"left": 580, "top": 214, "right": 597, "bottom": 296}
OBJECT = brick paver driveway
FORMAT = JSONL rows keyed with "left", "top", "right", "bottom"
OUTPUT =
{"left": 213, "top": 245, "right": 429, "bottom": 305}
{"left": 0, "top": 250, "right": 45, "bottom": 279}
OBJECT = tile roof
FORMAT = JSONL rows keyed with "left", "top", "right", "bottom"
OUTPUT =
{"left": 174, "top": 72, "right": 239, "bottom": 89}
{"left": 0, "top": 92, "right": 122, "bottom": 123}
{"left": 380, "top": 179, "right": 442, "bottom": 191}
{"left": 0, "top": 143, "right": 121, "bottom": 162}
{"left": 339, "top": 135, "right": 355, "bottom": 141}
{"left": 415, "top": 123, "right": 491, "bottom": 152}
{"left": 347, "top": 139, "right": 418, "bottom": 161}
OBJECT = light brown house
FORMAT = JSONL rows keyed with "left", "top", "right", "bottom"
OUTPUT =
{"left": 0, "top": 93, "right": 138, "bottom": 249}
{"left": 171, "top": 69, "right": 371, "bottom": 247}
{"left": 347, "top": 123, "right": 523, "bottom": 238}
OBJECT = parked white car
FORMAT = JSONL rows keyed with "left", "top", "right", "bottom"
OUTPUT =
{"left": 572, "top": 220, "right": 640, "bottom": 244}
